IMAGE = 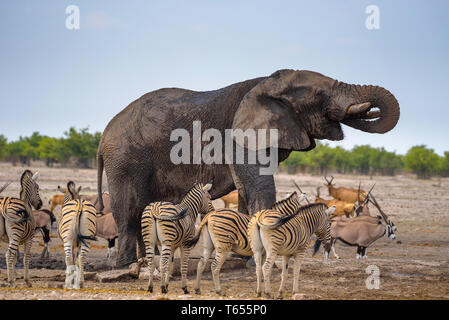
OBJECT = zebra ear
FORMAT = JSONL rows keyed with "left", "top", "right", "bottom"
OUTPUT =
{"left": 32, "top": 171, "right": 40, "bottom": 181}
{"left": 67, "top": 181, "right": 77, "bottom": 199}
{"left": 203, "top": 183, "right": 212, "bottom": 192}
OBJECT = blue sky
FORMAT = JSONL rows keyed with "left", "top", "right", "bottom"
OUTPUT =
{"left": 0, "top": 0, "right": 448, "bottom": 155}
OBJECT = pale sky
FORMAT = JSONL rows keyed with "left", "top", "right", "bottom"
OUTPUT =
{"left": 0, "top": 0, "right": 448, "bottom": 155}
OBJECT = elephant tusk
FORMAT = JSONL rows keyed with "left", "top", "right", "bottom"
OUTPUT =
{"left": 346, "top": 102, "right": 371, "bottom": 116}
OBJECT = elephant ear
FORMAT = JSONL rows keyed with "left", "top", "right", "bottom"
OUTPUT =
{"left": 232, "top": 69, "right": 313, "bottom": 151}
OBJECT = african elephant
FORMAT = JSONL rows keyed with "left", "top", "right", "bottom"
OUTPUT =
{"left": 96, "top": 69, "right": 400, "bottom": 266}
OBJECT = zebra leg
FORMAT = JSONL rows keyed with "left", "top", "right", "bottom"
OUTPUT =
{"left": 145, "top": 245, "right": 155, "bottom": 293}
{"left": 5, "top": 239, "right": 19, "bottom": 287}
{"left": 194, "top": 229, "right": 214, "bottom": 295}
{"left": 159, "top": 244, "right": 172, "bottom": 294}
{"left": 23, "top": 239, "right": 33, "bottom": 287}
{"left": 180, "top": 246, "right": 191, "bottom": 294}
{"left": 292, "top": 250, "right": 306, "bottom": 294}
{"left": 76, "top": 243, "right": 90, "bottom": 289}
{"left": 168, "top": 252, "right": 175, "bottom": 280}
{"left": 331, "top": 239, "right": 340, "bottom": 259}
{"left": 262, "top": 250, "right": 278, "bottom": 299}
{"left": 211, "top": 245, "right": 231, "bottom": 296}
{"left": 277, "top": 255, "right": 289, "bottom": 299}
{"left": 64, "top": 243, "right": 75, "bottom": 289}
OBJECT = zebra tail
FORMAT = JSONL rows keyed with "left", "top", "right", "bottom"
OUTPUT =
{"left": 258, "top": 213, "right": 296, "bottom": 230}
{"left": 157, "top": 207, "right": 189, "bottom": 221}
{"left": 312, "top": 240, "right": 322, "bottom": 256}
{"left": 185, "top": 214, "right": 210, "bottom": 248}
{"left": 77, "top": 234, "right": 97, "bottom": 247}
{"left": 4, "top": 209, "right": 30, "bottom": 224}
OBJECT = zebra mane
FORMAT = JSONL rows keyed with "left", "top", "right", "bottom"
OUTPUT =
{"left": 270, "top": 191, "right": 298, "bottom": 211}
{"left": 179, "top": 182, "right": 205, "bottom": 211}
{"left": 19, "top": 170, "right": 33, "bottom": 203}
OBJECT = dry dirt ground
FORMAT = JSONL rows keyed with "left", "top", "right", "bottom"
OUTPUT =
{"left": 0, "top": 163, "right": 448, "bottom": 300}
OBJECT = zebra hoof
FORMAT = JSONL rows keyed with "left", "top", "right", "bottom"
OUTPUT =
{"left": 182, "top": 287, "right": 189, "bottom": 294}
{"left": 147, "top": 285, "right": 153, "bottom": 293}
{"left": 25, "top": 280, "right": 32, "bottom": 288}
{"left": 161, "top": 285, "right": 168, "bottom": 294}
{"left": 8, "top": 281, "right": 17, "bottom": 288}
{"left": 276, "top": 293, "right": 283, "bottom": 300}
{"left": 194, "top": 289, "right": 201, "bottom": 295}
{"left": 265, "top": 292, "right": 273, "bottom": 299}
{"left": 256, "top": 291, "right": 262, "bottom": 298}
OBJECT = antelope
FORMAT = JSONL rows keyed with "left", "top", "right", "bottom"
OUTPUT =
{"left": 84, "top": 193, "right": 111, "bottom": 214}
{"left": 32, "top": 209, "right": 56, "bottom": 259}
{"left": 220, "top": 190, "right": 238, "bottom": 208}
{"left": 314, "top": 187, "right": 355, "bottom": 217}
{"left": 95, "top": 212, "right": 118, "bottom": 259}
{"left": 324, "top": 176, "right": 367, "bottom": 203}
{"left": 329, "top": 197, "right": 396, "bottom": 259}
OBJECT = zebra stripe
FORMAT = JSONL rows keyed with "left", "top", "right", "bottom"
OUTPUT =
{"left": 248, "top": 203, "right": 333, "bottom": 298}
{"left": 0, "top": 170, "right": 42, "bottom": 287}
{"left": 190, "top": 191, "right": 303, "bottom": 295}
{"left": 141, "top": 182, "right": 212, "bottom": 294}
{"left": 58, "top": 181, "right": 97, "bottom": 289}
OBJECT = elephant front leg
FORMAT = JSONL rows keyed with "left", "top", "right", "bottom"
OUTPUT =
{"left": 231, "top": 163, "right": 276, "bottom": 214}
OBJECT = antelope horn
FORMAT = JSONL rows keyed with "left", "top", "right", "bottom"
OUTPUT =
{"left": 316, "top": 187, "right": 321, "bottom": 197}
{"left": 291, "top": 180, "right": 310, "bottom": 204}
{"left": 330, "top": 176, "right": 334, "bottom": 184}
{"left": 369, "top": 194, "right": 390, "bottom": 223}
{"left": 363, "top": 183, "right": 376, "bottom": 205}
{"left": 0, "top": 181, "right": 11, "bottom": 194}
{"left": 357, "top": 182, "right": 361, "bottom": 204}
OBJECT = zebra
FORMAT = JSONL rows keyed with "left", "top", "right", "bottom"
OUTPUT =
{"left": 0, "top": 170, "right": 42, "bottom": 287}
{"left": 248, "top": 203, "right": 336, "bottom": 299}
{"left": 140, "top": 182, "right": 212, "bottom": 294}
{"left": 187, "top": 191, "right": 306, "bottom": 296}
{"left": 58, "top": 181, "right": 97, "bottom": 289}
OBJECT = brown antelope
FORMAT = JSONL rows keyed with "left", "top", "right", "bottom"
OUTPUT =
{"left": 220, "top": 190, "right": 238, "bottom": 208}
{"left": 324, "top": 176, "right": 367, "bottom": 203}
{"left": 314, "top": 187, "right": 355, "bottom": 217}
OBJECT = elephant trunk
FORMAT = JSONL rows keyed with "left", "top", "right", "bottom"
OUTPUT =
{"left": 340, "top": 84, "right": 400, "bottom": 134}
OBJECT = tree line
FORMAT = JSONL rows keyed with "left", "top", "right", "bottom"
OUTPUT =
{"left": 0, "top": 127, "right": 101, "bottom": 168}
{"left": 0, "top": 128, "right": 447, "bottom": 179}
{"left": 280, "top": 142, "right": 449, "bottom": 179}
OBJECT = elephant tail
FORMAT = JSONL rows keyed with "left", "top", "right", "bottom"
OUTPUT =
{"left": 96, "top": 147, "right": 105, "bottom": 214}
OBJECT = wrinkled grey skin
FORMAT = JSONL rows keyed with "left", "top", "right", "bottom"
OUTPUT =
{"left": 97, "top": 69, "right": 400, "bottom": 266}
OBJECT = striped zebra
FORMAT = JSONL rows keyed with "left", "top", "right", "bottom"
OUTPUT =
{"left": 0, "top": 170, "right": 42, "bottom": 287}
{"left": 58, "top": 181, "right": 97, "bottom": 289}
{"left": 187, "top": 191, "right": 306, "bottom": 295}
{"left": 140, "top": 182, "right": 212, "bottom": 294}
{"left": 248, "top": 203, "right": 336, "bottom": 298}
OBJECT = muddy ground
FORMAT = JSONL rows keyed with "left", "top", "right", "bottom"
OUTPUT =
{"left": 0, "top": 163, "right": 448, "bottom": 300}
